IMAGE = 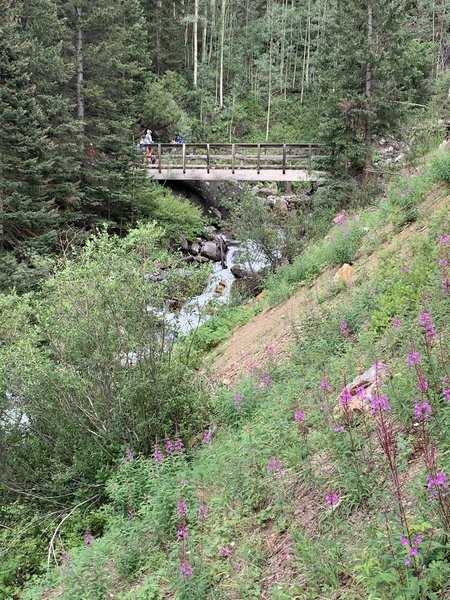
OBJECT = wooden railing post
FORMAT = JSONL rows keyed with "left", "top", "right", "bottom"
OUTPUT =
{"left": 158, "top": 143, "right": 162, "bottom": 173}
{"left": 282, "top": 144, "right": 286, "bottom": 174}
{"left": 207, "top": 143, "right": 210, "bottom": 173}
{"left": 232, "top": 143, "right": 235, "bottom": 174}
{"left": 182, "top": 143, "right": 186, "bottom": 174}
{"left": 257, "top": 144, "right": 261, "bottom": 175}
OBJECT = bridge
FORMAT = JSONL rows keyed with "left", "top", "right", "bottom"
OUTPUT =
{"left": 143, "top": 143, "right": 328, "bottom": 182}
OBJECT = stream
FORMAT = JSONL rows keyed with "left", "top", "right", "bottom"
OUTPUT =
{"left": 163, "top": 241, "right": 268, "bottom": 336}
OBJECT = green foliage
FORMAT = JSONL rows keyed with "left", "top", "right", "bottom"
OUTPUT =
{"left": 142, "top": 183, "right": 206, "bottom": 244}
{"left": 430, "top": 150, "right": 450, "bottom": 184}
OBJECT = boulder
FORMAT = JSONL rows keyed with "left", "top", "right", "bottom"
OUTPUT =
{"left": 201, "top": 240, "right": 221, "bottom": 261}
{"left": 204, "top": 225, "right": 218, "bottom": 239}
{"left": 334, "top": 362, "right": 389, "bottom": 415}
{"left": 194, "top": 255, "right": 209, "bottom": 264}
{"left": 231, "top": 265, "right": 250, "bottom": 279}
{"left": 181, "top": 255, "right": 194, "bottom": 263}
{"left": 257, "top": 188, "right": 274, "bottom": 196}
{"left": 179, "top": 234, "right": 189, "bottom": 252}
{"left": 274, "top": 198, "right": 289, "bottom": 213}
{"left": 333, "top": 263, "right": 353, "bottom": 286}
{"left": 190, "top": 241, "right": 201, "bottom": 255}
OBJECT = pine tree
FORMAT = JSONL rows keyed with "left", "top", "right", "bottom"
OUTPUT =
{"left": 0, "top": 6, "right": 62, "bottom": 291}
{"left": 314, "top": 0, "right": 421, "bottom": 171}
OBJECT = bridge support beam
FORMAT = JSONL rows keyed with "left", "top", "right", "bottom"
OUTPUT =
{"left": 147, "top": 168, "right": 327, "bottom": 182}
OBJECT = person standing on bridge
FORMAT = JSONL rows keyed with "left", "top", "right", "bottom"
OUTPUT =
{"left": 144, "top": 129, "right": 153, "bottom": 164}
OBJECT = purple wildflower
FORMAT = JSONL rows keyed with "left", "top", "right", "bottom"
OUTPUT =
{"left": 125, "top": 448, "right": 134, "bottom": 461}
{"left": 340, "top": 320, "right": 348, "bottom": 334}
{"left": 203, "top": 430, "right": 211, "bottom": 444}
{"left": 175, "top": 438, "right": 184, "bottom": 451}
{"left": 391, "top": 316, "right": 401, "bottom": 329}
{"left": 370, "top": 394, "right": 390, "bottom": 414}
{"left": 294, "top": 409, "right": 305, "bottom": 422}
{"left": 444, "top": 388, "right": 450, "bottom": 401}
{"left": 409, "top": 548, "right": 418, "bottom": 557}
{"left": 84, "top": 529, "right": 94, "bottom": 547}
{"left": 198, "top": 504, "right": 209, "bottom": 520}
{"left": 234, "top": 392, "right": 243, "bottom": 408}
{"left": 426, "top": 471, "right": 449, "bottom": 502}
{"left": 247, "top": 362, "right": 255, "bottom": 374}
{"left": 414, "top": 400, "right": 431, "bottom": 420}
{"left": 405, "top": 558, "right": 411, "bottom": 566}
{"left": 180, "top": 561, "right": 192, "bottom": 578}
{"left": 442, "top": 275, "right": 450, "bottom": 295}
{"left": 400, "top": 535, "right": 409, "bottom": 547}
{"left": 153, "top": 446, "right": 163, "bottom": 463}
{"left": 320, "top": 378, "right": 332, "bottom": 391}
{"left": 220, "top": 546, "right": 231, "bottom": 557}
{"left": 127, "top": 506, "right": 135, "bottom": 519}
{"left": 413, "top": 535, "right": 423, "bottom": 547}
{"left": 267, "top": 458, "right": 283, "bottom": 476}
{"left": 177, "top": 499, "right": 188, "bottom": 516}
{"left": 356, "top": 385, "right": 367, "bottom": 400}
{"left": 339, "top": 387, "right": 352, "bottom": 408}
{"left": 325, "top": 492, "right": 340, "bottom": 507}
{"left": 439, "top": 257, "right": 448, "bottom": 268}
{"left": 261, "top": 372, "right": 272, "bottom": 387}
{"left": 401, "top": 265, "right": 409, "bottom": 274}
{"left": 439, "top": 235, "right": 449, "bottom": 245}
{"left": 407, "top": 351, "right": 421, "bottom": 367}
{"left": 177, "top": 528, "right": 188, "bottom": 541}
{"left": 165, "top": 438, "right": 174, "bottom": 454}
{"left": 418, "top": 312, "right": 436, "bottom": 340}
{"left": 334, "top": 425, "right": 344, "bottom": 432}
{"left": 417, "top": 376, "right": 429, "bottom": 393}
{"left": 267, "top": 345, "right": 276, "bottom": 358}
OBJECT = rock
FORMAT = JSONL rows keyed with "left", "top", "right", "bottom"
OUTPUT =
{"left": 274, "top": 198, "right": 289, "bottom": 213}
{"left": 263, "top": 195, "right": 277, "bottom": 207}
{"left": 144, "top": 271, "right": 164, "bottom": 282}
{"left": 179, "top": 234, "right": 189, "bottom": 252}
{"left": 231, "top": 265, "right": 250, "bottom": 279}
{"left": 191, "top": 241, "right": 201, "bottom": 255}
{"left": 210, "top": 207, "right": 223, "bottom": 221}
{"left": 334, "top": 362, "right": 389, "bottom": 415}
{"left": 194, "top": 255, "right": 209, "bottom": 264}
{"left": 181, "top": 255, "right": 194, "bottom": 262}
{"left": 251, "top": 185, "right": 260, "bottom": 196}
{"left": 215, "top": 280, "right": 226, "bottom": 294}
{"left": 204, "top": 225, "right": 218, "bottom": 239}
{"left": 333, "top": 263, "right": 353, "bottom": 286}
{"left": 258, "top": 187, "right": 277, "bottom": 197}
{"left": 394, "top": 153, "right": 405, "bottom": 163}
{"left": 439, "top": 140, "right": 450, "bottom": 152}
{"left": 201, "top": 240, "right": 221, "bottom": 261}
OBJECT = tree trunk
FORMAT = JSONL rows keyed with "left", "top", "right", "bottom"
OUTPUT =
{"left": 219, "top": 0, "right": 226, "bottom": 108}
{"left": 193, "top": 0, "right": 199, "bottom": 85}
{"left": 365, "top": 2, "right": 373, "bottom": 172}
{"left": 76, "top": 6, "right": 85, "bottom": 138}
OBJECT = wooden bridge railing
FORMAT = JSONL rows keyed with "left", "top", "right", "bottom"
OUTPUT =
{"left": 140, "top": 143, "right": 327, "bottom": 175}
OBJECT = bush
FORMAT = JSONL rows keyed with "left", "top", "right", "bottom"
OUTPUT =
{"left": 430, "top": 150, "right": 450, "bottom": 184}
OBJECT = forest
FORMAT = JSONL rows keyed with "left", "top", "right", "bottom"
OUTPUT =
{"left": 1, "top": 0, "right": 450, "bottom": 598}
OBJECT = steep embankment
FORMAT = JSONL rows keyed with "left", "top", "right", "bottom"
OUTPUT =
{"left": 25, "top": 157, "right": 450, "bottom": 600}
{"left": 210, "top": 184, "right": 449, "bottom": 387}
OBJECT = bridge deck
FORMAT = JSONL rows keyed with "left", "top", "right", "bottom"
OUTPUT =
{"left": 141, "top": 143, "right": 328, "bottom": 181}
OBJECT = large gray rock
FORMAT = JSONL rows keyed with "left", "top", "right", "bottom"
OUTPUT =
{"left": 179, "top": 234, "right": 189, "bottom": 252}
{"left": 231, "top": 265, "right": 250, "bottom": 279}
{"left": 190, "top": 241, "right": 201, "bottom": 255}
{"left": 201, "top": 241, "right": 221, "bottom": 261}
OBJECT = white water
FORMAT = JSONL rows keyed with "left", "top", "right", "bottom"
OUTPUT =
{"left": 164, "top": 241, "right": 268, "bottom": 335}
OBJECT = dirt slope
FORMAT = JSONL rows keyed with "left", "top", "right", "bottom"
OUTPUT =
{"left": 209, "top": 192, "right": 449, "bottom": 386}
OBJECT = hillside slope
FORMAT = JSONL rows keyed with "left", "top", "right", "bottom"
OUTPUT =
{"left": 24, "top": 160, "right": 450, "bottom": 600}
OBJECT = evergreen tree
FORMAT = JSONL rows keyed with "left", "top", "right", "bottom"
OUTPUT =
{"left": 314, "top": 0, "right": 428, "bottom": 170}
{"left": 0, "top": 6, "right": 62, "bottom": 291}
